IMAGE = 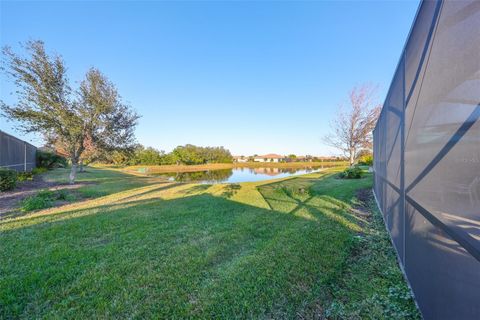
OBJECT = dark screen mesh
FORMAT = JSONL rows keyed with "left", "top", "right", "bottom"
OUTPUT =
{"left": 373, "top": 1, "right": 480, "bottom": 319}
{"left": 0, "top": 130, "right": 37, "bottom": 171}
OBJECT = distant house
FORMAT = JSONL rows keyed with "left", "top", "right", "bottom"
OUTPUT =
{"left": 233, "top": 155, "right": 248, "bottom": 163}
{"left": 253, "top": 154, "right": 286, "bottom": 163}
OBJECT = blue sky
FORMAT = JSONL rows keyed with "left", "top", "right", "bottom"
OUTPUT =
{"left": 0, "top": 0, "right": 419, "bottom": 156}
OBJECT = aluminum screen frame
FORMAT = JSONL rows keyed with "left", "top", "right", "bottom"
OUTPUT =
{"left": 0, "top": 130, "right": 37, "bottom": 172}
{"left": 373, "top": 1, "right": 480, "bottom": 319}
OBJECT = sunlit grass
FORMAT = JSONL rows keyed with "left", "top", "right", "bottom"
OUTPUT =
{"left": 0, "top": 166, "right": 419, "bottom": 319}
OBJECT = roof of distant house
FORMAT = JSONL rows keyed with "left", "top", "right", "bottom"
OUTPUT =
{"left": 255, "top": 154, "right": 284, "bottom": 159}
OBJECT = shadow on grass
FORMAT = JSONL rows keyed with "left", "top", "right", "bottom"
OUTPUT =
{"left": 0, "top": 191, "right": 360, "bottom": 318}
{"left": 2, "top": 171, "right": 367, "bottom": 236}
{"left": 118, "top": 182, "right": 184, "bottom": 202}
{"left": 0, "top": 181, "right": 184, "bottom": 229}
{"left": 0, "top": 210, "right": 21, "bottom": 221}
{"left": 178, "top": 184, "right": 212, "bottom": 196}
{"left": 256, "top": 174, "right": 371, "bottom": 230}
{"left": 45, "top": 166, "right": 169, "bottom": 189}
{"left": 0, "top": 170, "right": 420, "bottom": 319}
{"left": 220, "top": 183, "right": 241, "bottom": 199}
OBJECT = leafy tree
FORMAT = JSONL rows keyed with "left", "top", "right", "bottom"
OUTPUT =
{"left": 36, "top": 150, "right": 67, "bottom": 169}
{"left": 357, "top": 150, "right": 373, "bottom": 166}
{"left": 287, "top": 154, "right": 297, "bottom": 161}
{"left": 172, "top": 144, "right": 205, "bottom": 165}
{"left": 323, "top": 84, "right": 381, "bottom": 166}
{"left": 159, "top": 152, "right": 179, "bottom": 165}
{"left": 47, "top": 132, "right": 97, "bottom": 171}
{"left": 110, "top": 149, "right": 132, "bottom": 166}
{"left": 0, "top": 41, "right": 139, "bottom": 183}
{"left": 131, "top": 146, "right": 165, "bottom": 165}
{"left": 171, "top": 144, "right": 233, "bottom": 165}
{"left": 202, "top": 146, "right": 233, "bottom": 164}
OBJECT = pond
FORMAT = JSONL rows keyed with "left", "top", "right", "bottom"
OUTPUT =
{"left": 151, "top": 166, "right": 330, "bottom": 184}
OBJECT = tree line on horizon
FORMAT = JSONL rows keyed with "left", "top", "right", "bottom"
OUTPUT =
{"left": 91, "top": 144, "right": 233, "bottom": 166}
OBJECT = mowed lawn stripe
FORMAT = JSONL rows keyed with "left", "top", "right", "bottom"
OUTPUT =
{"left": 0, "top": 167, "right": 419, "bottom": 319}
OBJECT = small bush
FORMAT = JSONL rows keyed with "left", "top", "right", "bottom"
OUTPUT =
{"left": 0, "top": 168, "right": 18, "bottom": 191}
{"left": 36, "top": 150, "right": 67, "bottom": 169}
{"left": 16, "top": 166, "right": 48, "bottom": 183}
{"left": 21, "top": 190, "right": 55, "bottom": 212}
{"left": 56, "top": 189, "right": 76, "bottom": 201}
{"left": 20, "top": 189, "right": 76, "bottom": 212}
{"left": 17, "top": 171, "right": 34, "bottom": 182}
{"left": 358, "top": 155, "right": 373, "bottom": 166}
{"left": 339, "top": 166, "right": 363, "bottom": 179}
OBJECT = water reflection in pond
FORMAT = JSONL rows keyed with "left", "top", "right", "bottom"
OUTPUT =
{"left": 152, "top": 166, "right": 328, "bottom": 184}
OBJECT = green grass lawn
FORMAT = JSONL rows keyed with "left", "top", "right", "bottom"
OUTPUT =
{"left": 0, "top": 167, "right": 419, "bottom": 319}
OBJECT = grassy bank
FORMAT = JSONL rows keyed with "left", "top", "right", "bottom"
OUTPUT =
{"left": 0, "top": 167, "right": 419, "bottom": 319}
{"left": 121, "top": 161, "right": 348, "bottom": 174}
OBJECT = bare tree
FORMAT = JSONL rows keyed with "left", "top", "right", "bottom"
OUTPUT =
{"left": 323, "top": 84, "right": 381, "bottom": 166}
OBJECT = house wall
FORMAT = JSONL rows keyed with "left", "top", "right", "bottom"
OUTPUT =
{"left": 254, "top": 158, "right": 283, "bottom": 162}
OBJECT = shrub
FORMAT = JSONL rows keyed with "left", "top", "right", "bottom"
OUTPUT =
{"left": 358, "top": 154, "right": 373, "bottom": 166}
{"left": 16, "top": 167, "right": 48, "bottom": 183}
{"left": 21, "top": 190, "right": 55, "bottom": 212}
{"left": 0, "top": 168, "right": 18, "bottom": 191}
{"left": 56, "top": 189, "right": 76, "bottom": 201}
{"left": 20, "top": 189, "right": 76, "bottom": 212}
{"left": 17, "top": 171, "right": 34, "bottom": 182}
{"left": 339, "top": 166, "right": 363, "bottom": 179}
{"left": 36, "top": 150, "right": 67, "bottom": 169}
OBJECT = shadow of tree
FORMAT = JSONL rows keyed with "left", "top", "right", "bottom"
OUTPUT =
{"left": 0, "top": 182, "right": 184, "bottom": 228}
{"left": 0, "top": 191, "right": 362, "bottom": 318}
{"left": 178, "top": 184, "right": 212, "bottom": 196}
{"left": 0, "top": 171, "right": 390, "bottom": 319}
{"left": 256, "top": 176, "right": 367, "bottom": 232}
{"left": 220, "top": 184, "right": 241, "bottom": 199}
